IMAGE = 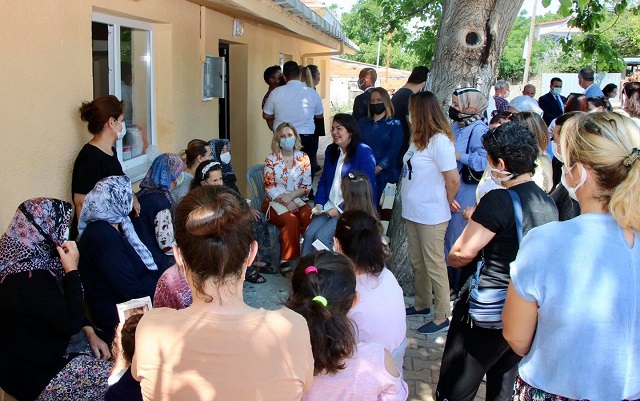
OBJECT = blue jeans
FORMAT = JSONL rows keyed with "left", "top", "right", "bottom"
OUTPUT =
{"left": 301, "top": 214, "right": 338, "bottom": 256}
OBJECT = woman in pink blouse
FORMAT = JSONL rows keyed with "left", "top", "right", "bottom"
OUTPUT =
{"left": 262, "top": 122, "right": 313, "bottom": 276}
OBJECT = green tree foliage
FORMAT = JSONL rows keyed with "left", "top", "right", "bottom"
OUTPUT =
{"left": 339, "top": 0, "right": 636, "bottom": 75}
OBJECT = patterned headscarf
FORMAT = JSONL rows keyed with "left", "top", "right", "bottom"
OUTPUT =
{"left": 0, "top": 198, "right": 72, "bottom": 281}
{"left": 138, "top": 153, "right": 185, "bottom": 207}
{"left": 209, "top": 139, "right": 239, "bottom": 192}
{"left": 79, "top": 176, "right": 158, "bottom": 271}
{"left": 453, "top": 88, "right": 489, "bottom": 126}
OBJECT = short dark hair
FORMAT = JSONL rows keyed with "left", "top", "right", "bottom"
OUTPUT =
{"left": 587, "top": 97, "right": 605, "bottom": 108}
{"left": 335, "top": 210, "right": 384, "bottom": 276}
{"left": 482, "top": 121, "right": 539, "bottom": 177}
{"left": 175, "top": 186, "right": 254, "bottom": 300}
{"left": 407, "top": 66, "right": 429, "bottom": 84}
{"left": 284, "top": 251, "right": 357, "bottom": 375}
{"left": 283, "top": 61, "right": 300, "bottom": 78}
{"left": 555, "top": 111, "right": 581, "bottom": 128}
{"left": 565, "top": 93, "right": 589, "bottom": 112}
{"left": 550, "top": 77, "right": 562, "bottom": 86}
{"left": 263, "top": 65, "right": 281, "bottom": 85}
{"left": 603, "top": 83, "right": 618, "bottom": 96}
{"left": 328, "top": 114, "right": 362, "bottom": 163}
{"left": 579, "top": 67, "right": 595, "bottom": 81}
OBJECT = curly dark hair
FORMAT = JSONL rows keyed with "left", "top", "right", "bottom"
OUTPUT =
{"left": 284, "top": 251, "right": 357, "bottom": 375}
{"left": 482, "top": 121, "right": 539, "bottom": 177}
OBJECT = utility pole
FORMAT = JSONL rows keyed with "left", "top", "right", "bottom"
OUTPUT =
{"left": 522, "top": 0, "right": 538, "bottom": 84}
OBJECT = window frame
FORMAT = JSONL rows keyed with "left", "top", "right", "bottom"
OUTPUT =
{"left": 92, "top": 12, "right": 156, "bottom": 179}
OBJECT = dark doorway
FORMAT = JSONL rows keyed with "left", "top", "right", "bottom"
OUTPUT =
{"left": 218, "top": 43, "right": 230, "bottom": 140}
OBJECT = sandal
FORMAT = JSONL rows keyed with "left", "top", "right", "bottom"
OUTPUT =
{"left": 245, "top": 267, "right": 266, "bottom": 284}
{"left": 280, "top": 261, "right": 294, "bottom": 278}
{"left": 259, "top": 263, "right": 277, "bottom": 274}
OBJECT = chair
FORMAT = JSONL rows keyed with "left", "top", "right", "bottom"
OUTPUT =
{"left": 247, "top": 164, "right": 281, "bottom": 267}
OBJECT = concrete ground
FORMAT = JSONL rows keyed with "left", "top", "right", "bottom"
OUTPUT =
{"left": 244, "top": 276, "right": 486, "bottom": 401}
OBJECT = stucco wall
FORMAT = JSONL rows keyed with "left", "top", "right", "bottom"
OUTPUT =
{"left": 0, "top": 0, "right": 332, "bottom": 226}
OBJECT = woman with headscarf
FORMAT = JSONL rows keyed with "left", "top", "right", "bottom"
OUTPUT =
{"left": 0, "top": 198, "right": 112, "bottom": 400}
{"left": 78, "top": 176, "right": 162, "bottom": 343}
{"left": 132, "top": 153, "right": 185, "bottom": 271}
{"left": 443, "top": 88, "right": 489, "bottom": 297}
{"left": 209, "top": 138, "right": 240, "bottom": 193}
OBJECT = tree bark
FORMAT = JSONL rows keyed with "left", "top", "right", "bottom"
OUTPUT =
{"left": 427, "top": 0, "right": 524, "bottom": 103}
{"left": 388, "top": 0, "right": 523, "bottom": 295}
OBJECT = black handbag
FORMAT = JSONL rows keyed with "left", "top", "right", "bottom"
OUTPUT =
{"left": 460, "top": 125, "right": 484, "bottom": 185}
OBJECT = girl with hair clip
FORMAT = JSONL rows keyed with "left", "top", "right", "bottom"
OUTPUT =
{"left": 333, "top": 210, "right": 407, "bottom": 372}
{"left": 172, "top": 139, "right": 212, "bottom": 203}
{"left": 133, "top": 186, "right": 314, "bottom": 401}
{"left": 302, "top": 171, "right": 377, "bottom": 255}
{"left": 285, "top": 251, "right": 408, "bottom": 401}
{"left": 503, "top": 112, "right": 640, "bottom": 401}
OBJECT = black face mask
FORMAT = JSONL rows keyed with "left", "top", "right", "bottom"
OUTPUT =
{"left": 448, "top": 106, "right": 465, "bottom": 122}
{"left": 278, "top": 76, "right": 286, "bottom": 86}
{"left": 369, "top": 103, "right": 386, "bottom": 116}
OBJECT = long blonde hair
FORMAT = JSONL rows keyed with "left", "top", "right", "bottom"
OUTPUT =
{"left": 560, "top": 112, "right": 640, "bottom": 230}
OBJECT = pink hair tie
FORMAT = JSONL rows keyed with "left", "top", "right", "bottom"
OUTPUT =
{"left": 304, "top": 266, "right": 318, "bottom": 275}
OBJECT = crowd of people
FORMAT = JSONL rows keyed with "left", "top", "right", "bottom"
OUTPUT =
{"left": 0, "top": 60, "right": 639, "bottom": 401}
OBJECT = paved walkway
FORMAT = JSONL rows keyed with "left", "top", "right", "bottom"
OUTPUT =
{"left": 244, "top": 275, "right": 486, "bottom": 401}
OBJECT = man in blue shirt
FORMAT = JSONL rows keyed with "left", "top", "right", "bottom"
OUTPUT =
{"left": 579, "top": 67, "right": 605, "bottom": 98}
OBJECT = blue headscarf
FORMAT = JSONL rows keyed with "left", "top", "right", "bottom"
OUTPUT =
{"left": 78, "top": 176, "right": 158, "bottom": 271}
{"left": 138, "top": 153, "right": 185, "bottom": 207}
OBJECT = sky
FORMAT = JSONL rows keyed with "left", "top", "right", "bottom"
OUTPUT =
{"left": 328, "top": 0, "right": 562, "bottom": 18}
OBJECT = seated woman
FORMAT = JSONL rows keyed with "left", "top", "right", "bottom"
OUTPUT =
{"left": 78, "top": 176, "right": 162, "bottom": 343}
{"left": 132, "top": 153, "right": 185, "bottom": 271}
{"left": 311, "top": 114, "right": 377, "bottom": 246}
{"left": 263, "top": 122, "right": 313, "bottom": 276}
{"left": 0, "top": 198, "right": 112, "bottom": 400}
{"left": 302, "top": 171, "right": 377, "bottom": 255}
{"left": 192, "top": 160, "right": 271, "bottom": 283}
{"left": 133, "top": 186, "right": 314, "bottom": 400}
{"left": 172, "top": 139, "right": 211, "bottom": 204}
{"left": 209, "top": 138, "right": 240, "bottom": 192}
{"left": 334, "top": 210, "right": 407, "bottom": 371}
{"left": 357, "top": 87, "right": 403, "bottom": 202}
{"left": 285, "top": 251, "right": 408, "bottom": 401}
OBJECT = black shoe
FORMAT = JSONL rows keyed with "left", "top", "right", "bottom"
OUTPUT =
{"left": 406, "top": 306, "right": 431, "bottom": 316}
{"left": 417, "top": 320, "right": 449, "bottom": 334}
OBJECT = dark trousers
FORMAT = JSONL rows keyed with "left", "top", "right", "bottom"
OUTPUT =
{"left": 436, "top": 300, "right": 521, "bottom": 401}
{"left": 300, "top": 134, "right": 319, "bottom": 183}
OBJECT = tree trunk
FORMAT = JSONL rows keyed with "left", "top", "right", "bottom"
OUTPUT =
{"left": 387, "top": 0, "right": 523, "bottom": 295}
{"left": 427, "top": 0, "right": 524, "bottom": 102}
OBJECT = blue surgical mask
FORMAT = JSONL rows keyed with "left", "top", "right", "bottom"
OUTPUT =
{"left": 552, "top": 87, "right": 562, "bottom": 96}
{"left": 280, "top": 137, "right": 296, "bottom": 151}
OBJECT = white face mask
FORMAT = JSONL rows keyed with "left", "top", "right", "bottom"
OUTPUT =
{"left": 490, "top": 167, "right": 513, "bottom": 186}
{"left": 552, "top": 141, "right": 564, "bottom": 163}
{"left": 114, "top": 120, "right": 126, "bottom": 140}
{"left": 561, "top": 164, "right": 587, "bottom": 201}
{"left": 220, "top": 152, "right": 231, "bottom": 164}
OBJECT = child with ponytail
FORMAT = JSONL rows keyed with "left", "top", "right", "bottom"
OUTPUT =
{"left": 286, "top": 251, "right": 408, "bottom": 401}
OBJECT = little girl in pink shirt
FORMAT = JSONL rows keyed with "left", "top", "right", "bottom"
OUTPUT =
{"left": 286, "top": 251, "right": 408, "bottom": 401}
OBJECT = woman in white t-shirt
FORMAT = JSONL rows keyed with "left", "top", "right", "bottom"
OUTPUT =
{"left": 401, "top": 91, "right": 460, "bottom": 334}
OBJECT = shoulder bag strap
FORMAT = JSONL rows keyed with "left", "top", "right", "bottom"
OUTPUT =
{"left": 465, "top": 124, "right": 479, "bottom": 154}
{"left": 507, "top": 189, "right": 524, "bottom": 243}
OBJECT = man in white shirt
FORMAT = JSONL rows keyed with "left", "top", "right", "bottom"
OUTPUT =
{"left": 263, "top": 61, "right": 324, "bottom": 190}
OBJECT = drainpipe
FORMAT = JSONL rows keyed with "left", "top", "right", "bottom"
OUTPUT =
{"left": 300, "top": 41, "right": 345, "bottom": 64}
